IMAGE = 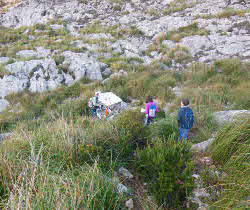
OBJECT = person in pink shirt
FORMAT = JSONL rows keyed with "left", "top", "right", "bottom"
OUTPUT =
{"left": 145, "top": 96, "right": 159, "bottom": 125}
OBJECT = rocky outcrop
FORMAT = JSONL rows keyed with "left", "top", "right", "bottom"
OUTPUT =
{"left": 0, "top": 99, "right": 9, "bottom": 112}
{"left": 16, "top": 47, "right": 51, "bottom": 58}
{"left": 2, "top": 59, "right": 62, "bottom": 94}
{"left": 61, "top": 51, "right": 107, "bottom": 81}
{"left": 0, "top": 0, "right": 249, "bottom": 98}
{"left": 191, "top": 138, "right": 214, "bottom": 152}
{"left": 214, "top": 110, "right": 250, "bottom": 126}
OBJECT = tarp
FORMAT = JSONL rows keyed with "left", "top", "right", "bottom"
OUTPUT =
{"left": 98, "top": 92, "right": 122, "bottom": 107}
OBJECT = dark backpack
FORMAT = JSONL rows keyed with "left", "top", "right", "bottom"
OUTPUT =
{"left": 183, "top": 110, "right": 194, "bottom": 129}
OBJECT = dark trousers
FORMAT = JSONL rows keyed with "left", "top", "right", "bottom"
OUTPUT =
{"left": 147, "top": 117, "right": 154, "bottom": 125}
{"left": 91, "top": 109, "right": 97, "bottom": 118}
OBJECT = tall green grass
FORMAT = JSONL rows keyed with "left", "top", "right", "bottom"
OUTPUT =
{"left": 0, "top": 118, "right": 124, "bottom": 208}
{"left": 206, "top": 116, "right": 250, "bottom": 208}
{"left": 174, "top": 59, "right": 250, "bottom": 143}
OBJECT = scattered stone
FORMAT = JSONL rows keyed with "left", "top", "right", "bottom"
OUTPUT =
{"left": 162, "top": 40, "right": 176, "bottom": 49}
{"left": 119, "top": 167, "right": 133, "bottom": 179}
{"left": 102, "top": 68, "right": 112, "bottom": 76}
{"left": 191, "top": 138, "right": 214, "bottom": 152}
{"left": 197, "top": 157, "right": 213, "bottom": 166}
{"left": 113, "top": 171, "right": 118, "bottom": 177}
{"left": 110, "top": 69, "right": 128, "bottom": 79}
{"left": 0, "top": 99, "right": 9, "bottom": 112}
{"left": 193, "top": 188, "right": 210, "bottom": 198}
{"left": 172, "top": 86, "right": 182, "bottom": 97}
{"left": 87, "top": 33, "right": 114, "bottom": 40}
{"left": 0, "top": 133, "right": 11, "bottom": 140}
{"left": 117, "top": 183, "right": 128, "bottom": 194}
{"left": 36, "top": 46, "right": 51, "bottom": 57}
{"left": 125, "top": 198, "right": 133, "bottom": 210}
{"left": 16, "top": 50, "right": 37, "bottom": 58}
{"left": 101, "top": 78, "right": 111, "bottom": 85}
{"left": 192, "top": 174, "right": 200, "bottom": 179}
{"left": 28, "top": 35, "right": 35, "bottom": 40}
{"left": 131, "top": 99, "right": 141, "bottom": 106}
{"left": 50, "top": 24, "right": 64, "bottom": 31}
{"left": 0, "top": 57, "right": 10, "bottom": 64}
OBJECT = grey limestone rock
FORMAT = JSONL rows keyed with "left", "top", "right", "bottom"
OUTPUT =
{"left": 162, "top": 40, "right": 176, "bottom": 49}
{"left": 50, "top": 24, "right": 64, "bottom": 31}
{"left": 191, "top": 138, "right": 214, "bottom": 152}
{"left": 87, "top": 33, "right": 114, "bottom": 40}
{"left": 2, "top": 59, "right": 62, "bottom": 94}
{"left": 0, "top": 133, "right": 11, "bottom": 141}
{"left": 214, "top": 110, "right": 250, "bottom": 126}
{"left": 0, "top": 57, "right": 10, "bottom": 64}
{"left": 125, "top": 198, "right": 134, "bottom": 210}
{"left": 0, "top": 99, "right": 9, "bottom": 112}
{"left": 0, "top": 75, "right": 29, "bottom": 98}
{"left": 61, "top": 51, "right": 105, "bottom": 81}
{"left": 118, "top": 167, "right": 133, "bottom": 179}
{"left": 16, "top": 50, "right": 38, "bottom": 58}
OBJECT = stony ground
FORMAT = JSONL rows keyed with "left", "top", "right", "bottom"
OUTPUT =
{"left": 0, "top": 0, "right": 249, "bottom": 111}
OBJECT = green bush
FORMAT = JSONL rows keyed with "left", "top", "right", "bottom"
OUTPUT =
{"left": 113, "top": 109, "right": 145, "bottom": 141}
{"left": 149, "top": 116, "right": 177, "bottom": 140}
{"left": 136, "top": 137, "right": 193, "bottom": 208}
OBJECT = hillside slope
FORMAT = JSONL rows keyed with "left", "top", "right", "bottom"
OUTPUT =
{"left": 0, "top": 0, "right": 249, "bottom": 108}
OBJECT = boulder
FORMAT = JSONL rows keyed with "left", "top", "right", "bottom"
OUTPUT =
{"left": 16, "top": 50, "right": 38, "bottom": 58}
{"left": 197, "top": 157, "right": 213, "bottom": 166}
{"left": 191, "top": 138, "right": 214, "bottom": 152}
{"left": 125, "top": 198, "right": 134, "bottom": 210}
{"left": 118, "top": 167, "right": 133, "bottom": 179}
{"left": 214, "top": 110, "right": 250, "bottom": 126}
{"left": 0, "top": 75, "right": 29, "bottom": 98}
{"left": 2, "top": 59, "right": 62, "bottom": 94}
{"left": 0, "top": 99, "right": 9, "bottom": 112}
{"left": 61, "top": 51, "right": 105, "bottom": 81}
{"left": 0, "top": 57, "right": 10, "bottom": 64}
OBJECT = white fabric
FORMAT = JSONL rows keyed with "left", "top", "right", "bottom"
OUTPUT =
{"left": 98, "top": 92, "right": 122, "bottom": 107}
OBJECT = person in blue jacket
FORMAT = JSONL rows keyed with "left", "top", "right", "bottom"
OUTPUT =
{"left": 177, "top": 98, "right": 194, "bottom": 141}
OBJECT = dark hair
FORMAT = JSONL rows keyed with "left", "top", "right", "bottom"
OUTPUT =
{"left": 146, "top": 96, "right": 153, "bottom": 103}
{"left": 181, "top": 98, "right": 189, "bottom": 106}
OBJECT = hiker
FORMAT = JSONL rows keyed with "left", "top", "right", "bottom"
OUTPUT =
{"left": 145, "top": 96, "right": 158, "bottom": 125}
{"left": 88, "top": 92, "right": 100, "bottom": 118}
{"left": 177, "top": 98, "right": 194, "bottom": 141}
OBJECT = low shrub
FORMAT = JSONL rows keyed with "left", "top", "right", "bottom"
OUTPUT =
{"left": 148, "top": 116, "right": 178, "bottom": 140}
{"left": 216, "top": 8, "right": 247, "bottom": 19}
{"left": 166, "top": 23, "right": 210, "bottom": 42}
{"left": 136, "top": 136, "right": 193, "bottom": 208}
{"left": 113, "top": 109, "right": 145, "bottom": 141}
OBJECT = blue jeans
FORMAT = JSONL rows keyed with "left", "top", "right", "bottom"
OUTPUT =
{"left": 91, "top": 109, "right": 97, "bottom": 118}
{"left": 178, "top": 128, "right": 189, "bottom": 141}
